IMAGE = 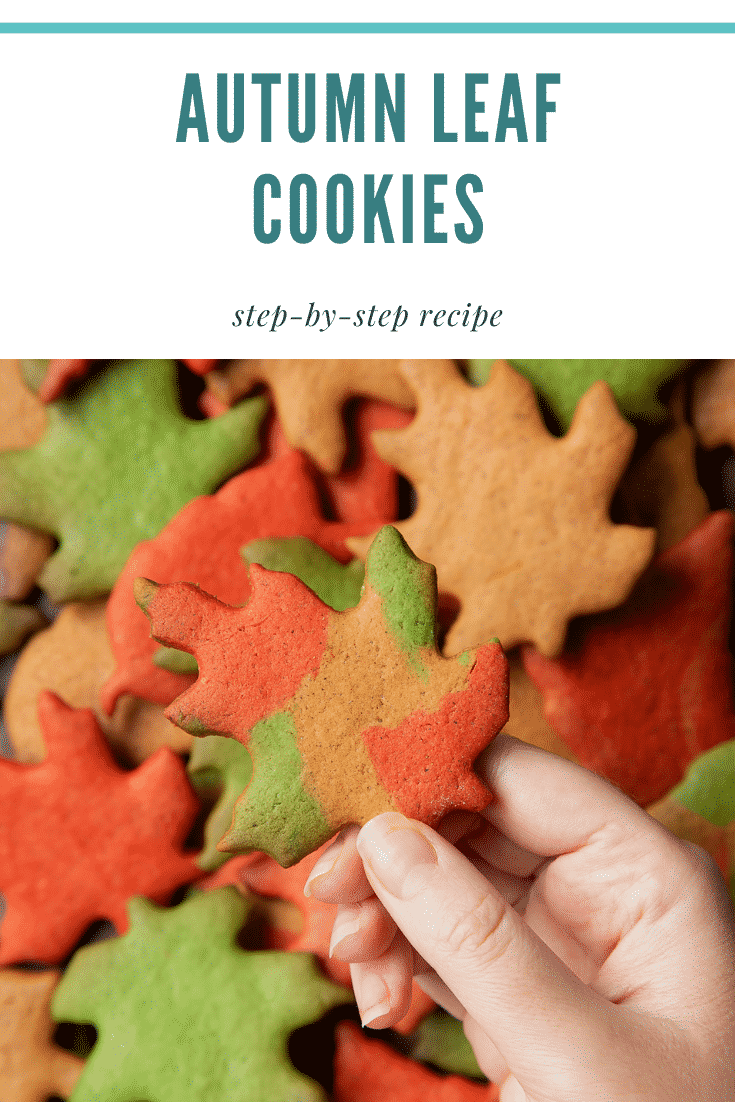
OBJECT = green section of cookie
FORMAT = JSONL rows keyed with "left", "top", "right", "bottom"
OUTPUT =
{"left": 670, "top": 740, "right": 735, "bottom": 827}
{"left": 153, "top": 645, "right": 200, "bottom": 675}
{"left": 52, "top": 888, "right": 350, "bottom": 1102}
{"left": 410, "top": 1010, "right": 486, "bottom": 1080}
{"left": 188, "top": 735, "right": 254, "bottom": 870}
{"left": 0, "top": 360, "right": 267, "bottom": 601}
{"left": 0, "top": 600, "right": 45, "bottom": 655}
{"left": 467, "top": 359, "right": 688, "bottom": 430}
{"left": 243, "top": 537, "right": 365, "bottom": 612}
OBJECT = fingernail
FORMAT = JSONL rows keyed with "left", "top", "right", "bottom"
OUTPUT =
{"left": 357, "top": 813, "right": 438, "bottom": 901}
{"left": 328, "top": 909, "right": 361, "bottom": 959}
{"left": 303, "top": 846, "right": 340, "bottom": 897}
{"left": 352, "top": 970, "right": 390, "bottom": 1028}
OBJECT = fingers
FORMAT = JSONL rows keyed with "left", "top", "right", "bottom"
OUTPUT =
{"left": 355, "top": 811, "right": 621, "bottom": 1090}
{"left": 349, "top": 928, "right": 415, "bottom": 1029}
{"left": 303, "top": 826, "right": 372, "bottom": 904}
{"left": 329, "top": 898, "right": 397, "bottom": 963}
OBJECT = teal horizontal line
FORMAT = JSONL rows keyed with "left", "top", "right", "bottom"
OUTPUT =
{"left": 0, "top": 22, "right": 734, "bottom": 33}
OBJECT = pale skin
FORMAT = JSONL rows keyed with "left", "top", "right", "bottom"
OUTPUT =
{"left": 304, "top": 735, "right": 735, "bottom": 1102}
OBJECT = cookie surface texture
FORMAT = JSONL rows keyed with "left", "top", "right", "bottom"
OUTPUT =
{"left": 0, "top": 360, "right": 268, "bottom": 601}
{"left": 205, "top": 358, "right": 418, "bottom": 473}
{"left": 348, "top": 360, "right": 655, "bottom": 657}
{"left": 0, "top": 969, "right": 84, "bottom": 1102}
{"left": 51, "top": 888, "right": 349, "bottom": 1102}
{"left": 136, "top": 525, "right": 509, "bottom": 866}
{"left": 467, "top": 358, "right": 688, "bottom": 430}
{"left": 0, "top": 692, "right": 201, "bottom": 964}
{"left": 522, "top": 511, "right": 735, "bottom": 806}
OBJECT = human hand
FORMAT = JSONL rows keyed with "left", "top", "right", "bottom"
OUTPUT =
{"left": 304, "top": 734, "right": 735, "bottom": 1101}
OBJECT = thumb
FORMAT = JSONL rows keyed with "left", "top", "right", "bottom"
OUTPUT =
{"left": 355, "top": 812, "right": 622, "bottom": 1094}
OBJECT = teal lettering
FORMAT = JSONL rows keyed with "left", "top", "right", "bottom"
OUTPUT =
{"left": 433, "top": 74, "right": 457, "bottom": 141}
{"left": 288, "top": 73, "right": 316, "bottom": 143}
{"left": 326, "top": 73, "right": 365, "bottom": 142}
{"left": 217, "top": 73, "right": 244, "bottom": 143}
{"left": 465, "top": 74, "right": 488, "bottom": 142}
{"left": 176, "top": 73, "right": 208, "bottom": 142}
{"left": 375, "top": 73, "right": 405, "bottom": 141}
{"left": 364, "top": 174, "right": 394, "bottom": 243}
{"left": 496, "top": 74, "right": 528, "bottom": 142}
{"left": 251, "top": 73, "right": 281, "bottom": 142}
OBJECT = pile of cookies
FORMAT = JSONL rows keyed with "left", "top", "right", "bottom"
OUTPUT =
{"left": 1, "top": 357, "right": 733, "bottom": 1101}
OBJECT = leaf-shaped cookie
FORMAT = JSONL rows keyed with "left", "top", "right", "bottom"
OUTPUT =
{"left": 348, "top": 360, "right": 656, "bottom": 657}
{"left": 0, "top": 969, "right": 84, "bottom": 1102}
{"left": 136, "top": 525, "right": 509, "bottom": 866}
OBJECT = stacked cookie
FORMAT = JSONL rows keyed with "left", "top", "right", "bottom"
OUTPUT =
{"left": 0, "top": 357, "right": 733, "bottom": 1101}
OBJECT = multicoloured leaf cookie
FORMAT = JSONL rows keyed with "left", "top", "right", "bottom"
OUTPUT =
{"left": 204, "top": 358, "right": 419, "bottom": 473}
{"left": 467, "top": 358, "right": 689, "bottom": 430}
{"left": 332, "top": 1021, "right": 498, "bottom": 1101}
{"left": 200, "top": 846, "right": 435, "bottom": 1033}
{"left": 522, "top": 511, "right": 735, "bottom": 806}
{"left": 0, "top": 969, "right": 84, "bottom": 1102}
{"left": 135, "top": 525, "right": 509, "bottom": 866}
{"left": 0, "top": 691, "right": 202, "bottom": 964}
{"left": 4, "top": 600, "right": 191, "bottom": 766}
{"left": 0, "top": 360, "right": 267, "bottom": 601}
{"left": 348, "top": 360, "right": 656, "bottom": 657}
{"left": 102, "top": 448, "right": 382, "bottom": 714}
{"left": 51, "top": 888, "right": 350, "bottom": 1102}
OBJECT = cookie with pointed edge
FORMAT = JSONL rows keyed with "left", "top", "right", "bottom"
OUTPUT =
{"left": 615, "top": 383, "right": 710, "bottom": 552}
{"left": 4, "top": 600, "right": 191, "bottom": 766}
{"left": 691, "top": 358, "right": 735, "bottom": 450}
{"left": 0, "top": 600, "right": 45, "bottom": 655}
{"left": 467, "top": 358, "right": 688, "bottom": 430}
{"left": 136, "top": 525, "right": 509, "bottom": 866}
{"left": 205, "top": 358, "right": 421, "bottom": 474}
{"left": 102, "top": 448, "right": 384, "bottom": 714}
{"left": 51, "top": 887, "right": 350, "bottom": 1102}
{"left": 523, "top": 511, "right": 735, "bottom": 807}
{"left": 0, "top": 691, "right": 202, "bottom": 964}
{"left": 200, "top": 846, "right": 435, "bottom": 1034}
{"left": 0, "top": 360, "right": 268, "bottom": 601}
{"left": 23, "top": 358, "right": 220, "bottom": 404}
{"left": 648, "top": 740, "right": 735, "bottom": 902}
{"left": 0, "top": 521, "right": 55, "bottom": 601}
{"left": 0, "top": 969, "right": 84, "bottom": 1102}
{"left": 348, "top": 360, "right": 656, "bottom": 658}
{"left": 0, "top": 360, "right": 47, "bottom": 450}
{"left": 243, "top": 537, "right": 365, "bottom": 613}
{"left": 332, "top": 1021, "right": 498, "bottom": 1101}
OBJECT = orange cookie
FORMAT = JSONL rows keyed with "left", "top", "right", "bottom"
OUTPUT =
{"left": 0, "top": 969, "right": 84, "bottom": 1102}
{"left": 691, "top": 358, "right": 735, "bottom": 449}
{"left": 3, "top": 600, "right": 191, "bottom": 765}
{"left": 348, "top": 360, "right": 656, "bottom": 657}
{"left": 204, "top": 359, "right": 420, "bottom": 473}
{"left": 0, "top": 360, "right": 47, "bottom": 451}
{"left": 616, "top": 383, "right": 710, "bottom": 552}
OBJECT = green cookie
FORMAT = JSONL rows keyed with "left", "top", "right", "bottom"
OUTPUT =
{"left": 52, "top": 888, "right": 350, "bottom": 1102}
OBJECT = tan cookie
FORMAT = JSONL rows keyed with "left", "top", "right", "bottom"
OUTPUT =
{"left": 616, "top": 383, "right": 710, "bottom": 552}
{"left": 0, "top": 969, "right": 84, "bottom": 1102}
{"left": 4, "top": 600, "right": 191, "bottom": 765}
{"left": 348, "top": 360, "right": 656, "bottom": 657}
{"left": 0, "top": 521, "right": 55, "bottom": 601}
{"left": 503, "top": 650, "right": 579, "bottom": 763}
{"left": 0, "top": 360, "right": 47, "bottom": 451}
{"left": 205, "top": 359, "right": 419, "bottom": 473}
{"left": 691, "top": 359, "right": 735, "bottom": 449}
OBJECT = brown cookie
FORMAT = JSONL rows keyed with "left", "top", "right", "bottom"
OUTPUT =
{"left": 691, "top": 359, "right": 735, "bottom": 449}
{"left": 0, "top": 521, "right": 55, "bottom": 601}
{"left": 0, "top": 360, "right": 47, "bottom": 451}
{"left": 4, "top": 599, "right": 191, "bottom": 765}
{"left": 204, "top": 359, "right": 419, "bottom": 474}
{"left": 0, "top": 969, "right": 84, "bottom": 1102}
{"left": 616, "top": 383, "right": 710, "bottom": 552}
{"left": 503, "top": 650, "right": 580, "bottom": 763}
{"left": 348, "top": 360, "right": 656, "bottom": 657}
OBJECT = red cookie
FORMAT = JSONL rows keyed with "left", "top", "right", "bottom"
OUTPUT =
{"left": 0, "top": 692, "right": 202, "bottom": 965}
{"left": 522, "top": 511, "right": 735, "bottom": 806}
{"left": 101, "top": 448, "right": 382, "bottom": 714}
{"left": 332, "top": 1021, "right": 498, "bottom": 1101}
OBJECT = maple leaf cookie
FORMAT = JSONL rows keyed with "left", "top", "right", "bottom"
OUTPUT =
{"left": 135, "top": 525, "right": 509, "bottom": 866}
{"left": 348, "top": 359, "right": 656, "bottom": 657}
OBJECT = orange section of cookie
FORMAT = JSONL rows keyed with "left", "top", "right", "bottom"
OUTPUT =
{"left": 691, "top": 358, "right": 735, "bottom": 450}
{"left": 0, "top": 969, "right": 84, "bottom": 1102}
{"left": 205, "top": 358, "right": 419, "bottom": 473}
{"left": 522, "top": 511, "right": 735, "bottom": 806}
{"left": 348, "top": 359, "right": 656, "bottom": 657}
{"left": 4, "top": 600, "right": 191, "bottom": 766}
{"left": 0, "top": 692, "right": 202, "bottom": 965}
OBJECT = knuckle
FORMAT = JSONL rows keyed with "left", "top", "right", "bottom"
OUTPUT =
{"left": 440, "top": 891, "right": 513, "bottom": 963}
